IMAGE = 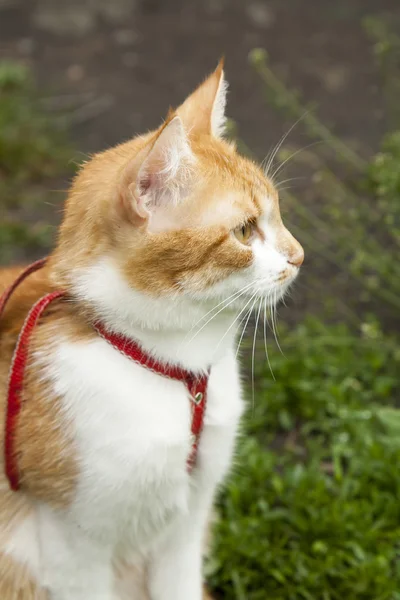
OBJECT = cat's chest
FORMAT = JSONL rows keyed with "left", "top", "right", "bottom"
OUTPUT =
{"left": 51, "top": 338, "right": 193, "bottom": 480}
{"left": 47, "top": 337, "right": 243, "bottom": 545}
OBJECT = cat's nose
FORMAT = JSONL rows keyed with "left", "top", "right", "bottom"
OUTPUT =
{"left": 288, "top": 246, "right": 304, "bottom": 268}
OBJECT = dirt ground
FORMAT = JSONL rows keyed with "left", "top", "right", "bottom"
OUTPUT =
{"left": 1, "top": 0, "right": 398, "bottom": 155}
{"left": 0, "top": 0, "right": 399, "bottom": 322}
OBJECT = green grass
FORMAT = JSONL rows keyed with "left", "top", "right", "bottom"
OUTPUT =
{"left": 208, "top": 320, "right": 400, "bottom": 599}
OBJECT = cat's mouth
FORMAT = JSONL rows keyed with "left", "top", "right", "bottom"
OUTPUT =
{"left": 230, "top": 275, "right": 294, "bottom": 310}
{"left": 278, "top": 265, "right": 300, "bottom": 284}
{"left": 256, "top": 269, "right": 299, "bottom": 297}
{"left": 274, "top": 269, "right": 298, "bottom": 297}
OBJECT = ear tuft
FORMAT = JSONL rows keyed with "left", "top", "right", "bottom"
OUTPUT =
{"left": 176, "top": 59, "right": 228, "bottom": 138}
{"left": 211, "top": 61, "right": 228, "bottom": 137}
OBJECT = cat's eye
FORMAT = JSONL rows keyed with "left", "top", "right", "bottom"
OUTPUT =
{"left": 233, "top": 222, "right": 254, "bottom": 245}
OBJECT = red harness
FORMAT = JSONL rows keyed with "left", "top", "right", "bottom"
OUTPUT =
{"left": 0, "top": 261, "right": 209, "bottom": 491}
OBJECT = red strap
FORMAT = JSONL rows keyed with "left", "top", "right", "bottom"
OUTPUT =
{"left": 186, "top": 376, "right": 209, "bottom": 471}
{"left": 1, "top": 261, "right": 209, "bottom": 491}
{"left": 94, "top": 321, "right": 209, "bottom": 471}
{"left": 0, "top": 258, "right": 47, "bottom": 320}
{"left": 93, "top": 321, "right": 206, "bottom": 385}
{"left": 5, "top": 291, "right": 65, "bottom": 490}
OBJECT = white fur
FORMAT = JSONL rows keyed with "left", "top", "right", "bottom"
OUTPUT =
{"left": 4, "top": 202, "right": 299, "bottom": 598}
{"left": 4, "top": 510, "right": 41, "bottom": 578}
{"left": 211, "top": 71, "right": 228, "bottom": 138}
{"left": 138, "top": 116, "right": 195, "bottom": 213}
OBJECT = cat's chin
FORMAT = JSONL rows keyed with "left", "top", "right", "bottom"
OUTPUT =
{"left": 251, "top": 277, "right": 296, "bottom": 305}
{"left": 214, "top": 281, "right": 291, "bottom": 315}
{"left": 272, "top": 278, "right": 294, "bottom": 302}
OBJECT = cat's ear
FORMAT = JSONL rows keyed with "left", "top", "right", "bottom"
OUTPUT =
{"left": 119, "top": 116, "right": 194, "bottom": 224}
{"left": 177, "top": 58, "right": 228, "bottom": 138}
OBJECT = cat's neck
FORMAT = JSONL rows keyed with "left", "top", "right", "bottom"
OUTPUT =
{"left": 105, "top": 318, "right": 236, "bottom": 373}
{"left": 68, "top": 257, "right": 238, "bottom": 373}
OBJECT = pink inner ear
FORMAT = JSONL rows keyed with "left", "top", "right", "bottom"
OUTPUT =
{"left": 139, "top": 173, "right": 152, "bottom": 195}
{"left": 122, "top": 181, "right": 151, "bottom": 223}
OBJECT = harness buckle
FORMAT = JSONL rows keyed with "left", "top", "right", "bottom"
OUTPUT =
{"left": 191, "top": 391, "right": 203, "bottom": 405}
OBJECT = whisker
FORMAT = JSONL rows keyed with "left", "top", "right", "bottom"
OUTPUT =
{"left": 263, "top": 297, "right": 275, "bottom": 381}
{"left": 251, "top": 299, "right": 262, "bottom": 416}
{"left": 212, "top": 291, "right": 259, "bottom": 357}
{"left": 269, "top": 140, "right": 323, "bottom": 183}
{"left": 263, "top": 130, "right": 289, "bottom": 175}
{"left": 235, "top": 296, "right": 257, "bottom": 359}
{"left": 270, "top": 291, "right": 284, "bottom": 356}
{"left": 275, "top": 185, "right": 297, "bottom": 194}
{"left": 186, "top": 281, "right": 255, "bottom": 337}
{"left": 275, "top": 176, "right": 307, "bottom": 190}
{"left": 264, "top": 111, "right": 310, "bottom": 178}
{"left": 184, "top": 284, "right": 254, "bottom": 347}
{"left": 234, "top": 297, "right": 258, "bottom": 353}
{"left": 233, "top": 315, "right": 248, "bottom": 359}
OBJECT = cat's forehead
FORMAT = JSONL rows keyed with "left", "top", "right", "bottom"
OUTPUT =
{"left": 193, "top": 148, "right": 278, "bottom": 228}
{"left": 235, "top": 166, "right": 278, "bottom": 212}
{"left": 185, "top": 177, "right": 277, "bottom": 234}
{"left": 199, "top": 188, "right": 276, "bottom": 228}
{"left": 195, "top": 198, "right": 263, "bottom": 232}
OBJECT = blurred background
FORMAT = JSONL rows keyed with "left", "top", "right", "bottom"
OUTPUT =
{"left": 1, "top": 1, "right": 400, "bottom": 598}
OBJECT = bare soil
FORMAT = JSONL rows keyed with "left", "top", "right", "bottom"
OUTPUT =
{"left": 1, "top": 0, "right": 398, "bottom": 154}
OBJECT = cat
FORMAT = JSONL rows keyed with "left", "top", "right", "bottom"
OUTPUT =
{"left": 0, "top": 60, "right": 303, "bottom": 600}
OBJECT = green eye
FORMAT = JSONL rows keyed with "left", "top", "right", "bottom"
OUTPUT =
{"left": 234, "top": 222, "right": 254, "bottom": 245}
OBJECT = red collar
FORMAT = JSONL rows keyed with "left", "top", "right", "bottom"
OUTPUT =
{"left": 92, "top": 321, "right": 209, "bottom": 472}
{"left": 0, "top": 261, "right": 209, "bottom": 491}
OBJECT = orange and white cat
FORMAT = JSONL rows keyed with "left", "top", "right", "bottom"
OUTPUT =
{"left": 0, "top": 61, "right": 303, "bottom": 599}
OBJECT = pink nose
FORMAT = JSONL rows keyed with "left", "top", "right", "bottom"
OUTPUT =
{"left": 288, "top": 247, "right": 304, "bottom": 268}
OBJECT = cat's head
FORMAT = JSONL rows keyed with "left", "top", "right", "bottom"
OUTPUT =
{"left": 52, "top": 60, "right": 303, "bottom": 331}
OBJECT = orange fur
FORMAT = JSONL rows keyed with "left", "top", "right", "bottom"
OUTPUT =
{"left": 0, "top": 552, "right": 48, "bottom": 600}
